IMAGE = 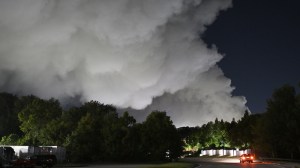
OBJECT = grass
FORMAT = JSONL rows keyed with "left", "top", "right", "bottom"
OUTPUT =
{"left": 141, "top": 162, "right": 195, "bottom": 168}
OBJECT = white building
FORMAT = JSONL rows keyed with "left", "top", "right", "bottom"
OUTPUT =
{"left": 8, "top": 146, "right": 66, "bottom": 162}
{"left": 200, "top": 148, "right": 252, "bottom": 157}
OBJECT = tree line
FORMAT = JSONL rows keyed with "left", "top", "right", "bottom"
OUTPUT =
{"left": 0, "top": 94, "right": 182, "bottom": 162}
{"left": 0, "top": 83, "right": 299, "bottom": 161}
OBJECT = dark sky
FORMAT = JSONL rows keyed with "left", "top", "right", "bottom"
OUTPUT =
{"left": 203, "top": 0, "right": 300, "bottom": 113}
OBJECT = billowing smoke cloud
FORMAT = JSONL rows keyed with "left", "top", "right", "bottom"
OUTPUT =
{"left": 0, "top": 0, "right": 248, "bottom": 126}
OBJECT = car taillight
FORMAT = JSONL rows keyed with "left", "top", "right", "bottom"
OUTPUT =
{"left": 251, "top": 156, "right": 253, "bottom": 159}
{"left": 242, "top": 157, "right": 245, "bottom": 160}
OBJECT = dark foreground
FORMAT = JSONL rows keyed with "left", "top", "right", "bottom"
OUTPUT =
{"left": 54, "top": 157, "right": 300, "bottom": 168}
{"left": 195, "top": 162, "right": 291, "bottom": 168}
{"left": 183, "top": 157, "right": 300, "bottom": 168}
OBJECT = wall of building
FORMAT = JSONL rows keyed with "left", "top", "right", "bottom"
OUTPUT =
{"left": 200, "top": 149, "right": 252, "bottom": 157}
{"left": 7, "top": 146, "right": 66, "bottom": 162}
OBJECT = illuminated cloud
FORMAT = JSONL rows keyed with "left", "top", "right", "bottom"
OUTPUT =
{"left": 0, "top": 0, "right": 248, "bottom": 126}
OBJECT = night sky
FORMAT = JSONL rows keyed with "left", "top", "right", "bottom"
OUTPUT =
{"left": 203, "top": 0, "right": 300, "bottom": 113}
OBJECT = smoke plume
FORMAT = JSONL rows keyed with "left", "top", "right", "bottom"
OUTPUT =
{"left": 0, "top": 0, "right": 248, "bottom": 126}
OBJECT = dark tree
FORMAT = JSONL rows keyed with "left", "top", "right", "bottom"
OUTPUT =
{"left": 65, "top": 101, "right": 118, "bottom": 162}
{"left": 140, "top": 111, "right": 183, "bottom": 161}
{"left": 0, "top": 93, "right": 20, "bottom": 137}
{"left": 254, "top": 85, "right": 298, "bottom": 158}
{"left": 18, "top": 97, "right": 62, "bottom": 145}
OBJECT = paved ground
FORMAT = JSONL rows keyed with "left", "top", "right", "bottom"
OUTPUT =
{"left": 183, "top": 157, "right": 300, "bottom": 168}
{"left": 195, "top": 162, "right": 294, "bottom": 168}
{"left": 54, "top": 157, "right": 300, "bottom": 168}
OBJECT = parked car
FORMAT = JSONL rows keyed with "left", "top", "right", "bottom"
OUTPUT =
{"left": 10, "top": 158, "right": 34, "bottom": 168}
{"left": 29, "top": 155, "right": 57, "bottom": 168}
{"left": 10, "top": 155, "right": 57, "bottom": 168}
{"left": 240, "top": 154, "right": 254, "bottom": 163}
